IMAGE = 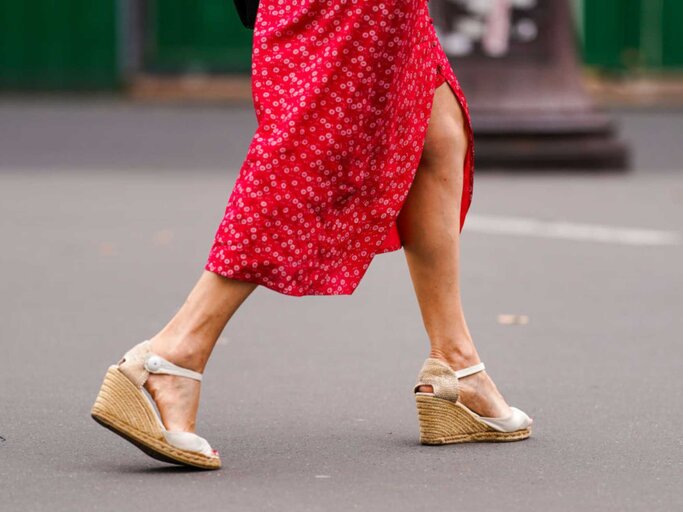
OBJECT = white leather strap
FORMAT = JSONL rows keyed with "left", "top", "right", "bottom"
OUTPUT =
{"left": 454, "top": 362, "right": 485, "bottom": 379}
{"left": 163, "top": 431, "right": 217, "bottom": 457}
{"left": 475, "top": 407, "right": 532, "bottom": 432}
{"left": 144, "top": 354, "right": 203, "bottom": 382}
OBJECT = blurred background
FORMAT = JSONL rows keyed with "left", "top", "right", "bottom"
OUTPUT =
{"left": 1, "top": 0, "right": 682, "bottom": 87}
{"left": 1, "top": 1, "right": 681, "bottom": 511}
{"left": 2, "top": 0, "right": 683, "bottom": 167}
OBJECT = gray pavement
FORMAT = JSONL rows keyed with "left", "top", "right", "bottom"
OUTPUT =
{"left": 1, "top": 99, "right": 682, "bottom": 511}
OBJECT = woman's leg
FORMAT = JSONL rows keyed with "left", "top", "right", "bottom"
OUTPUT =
{"left": 396, "top": 82, "right": 520, "bottom": 420}
{"left": 143, "top": 271, "right": 258, "bottom": 432}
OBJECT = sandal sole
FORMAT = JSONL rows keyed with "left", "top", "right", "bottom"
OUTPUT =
{"left": 416, "top": 394, "right": 531, "bottom": 445}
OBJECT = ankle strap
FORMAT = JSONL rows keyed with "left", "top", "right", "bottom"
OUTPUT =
{"left": 144, "top": 354, "right": 203, "bottom": 382}
{"left": 454, "top": 362, "right": 485, "bottom": 379}
{"left": 118, "top": 340, "right": 203, "bottom": 387}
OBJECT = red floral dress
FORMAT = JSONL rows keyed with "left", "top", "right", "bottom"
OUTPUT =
{"left": 205, "top": 0, "right": 474, "bottom": 296}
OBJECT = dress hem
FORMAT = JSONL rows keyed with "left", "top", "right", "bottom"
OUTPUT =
{"left": 204, "top": 60, "right": 474, "bottom": 298}
{"left": 204, "top": 4, "right": 475, "bottom": 297}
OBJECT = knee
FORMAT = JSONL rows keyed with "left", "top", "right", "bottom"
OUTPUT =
{"left": 420, "top": 118, "right": 469, "bottom": 178}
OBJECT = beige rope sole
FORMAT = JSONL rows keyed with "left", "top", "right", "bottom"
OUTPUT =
{"left": 416, "top": 394, "right": 531, "bottom": 445}
{"left": 91, "top": 365, "right": 221, "bottom": 470}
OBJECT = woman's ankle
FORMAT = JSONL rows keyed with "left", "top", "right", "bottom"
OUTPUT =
{"left": 149, "top": 333, "right": 209, "bottom": 373}
{"left": 416, "top": 339, "right": 480, "bottom": 394}
{"left": 428, "top": 339, "right": 480, "bottom": 371}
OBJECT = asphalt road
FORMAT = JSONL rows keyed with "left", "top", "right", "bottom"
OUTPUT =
{"left": 1, "top": 99, "right": 681, "bottom": 511}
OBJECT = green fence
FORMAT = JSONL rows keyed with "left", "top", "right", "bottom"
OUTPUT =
{"left": 580, "top": 0, "right": 683, "bottom": 71}
{"left": 1, "top": 0, "right": 682, "bottom": 90}
{"left": 146, "top": 0, "right": 252, "bottom": 73}
{"left": 0, "top": 0, "right": 119, "bottom": 89}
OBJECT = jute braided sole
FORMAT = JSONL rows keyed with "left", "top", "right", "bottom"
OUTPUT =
{"left": 416, "top": 394, "right": 531, "bottom": 445}
{"left": 91, "top": 365, "right": 221, "bottom": 470}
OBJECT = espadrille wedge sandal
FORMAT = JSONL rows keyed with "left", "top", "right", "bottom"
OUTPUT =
{"left": 91, "top": 340, "right": 221, "bottom": 470}
{"left": 414, "top": 358, "right": 532, "bottom": 445}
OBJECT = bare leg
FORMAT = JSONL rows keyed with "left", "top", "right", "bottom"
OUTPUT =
{"left": 397, "top": 82, "right": 524, "bottom": 420}
{"left": 143, "top": 271, "right": 257, "bottom": 432}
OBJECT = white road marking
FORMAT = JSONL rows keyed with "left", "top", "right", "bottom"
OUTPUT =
{"left": 466, "top": 215, "right": 681, "bottom": 246}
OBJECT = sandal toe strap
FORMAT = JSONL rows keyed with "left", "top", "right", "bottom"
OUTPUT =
{"left": 476, "top": 407, "right": 531, "bottom": 432}
{"left": 163, "top": 431, "right": 216, "bottom": 457}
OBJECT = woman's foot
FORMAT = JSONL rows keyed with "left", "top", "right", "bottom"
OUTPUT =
{"left": 143, "top": 338, "right": 202, "bottom": 432}
{"left": 453, "top": 370, "right": 513, "bottom": 418}
{"left": 92, "top": 338, "right": 221, "bottom": 468}
{"left": 417, "top": 358, "right": 531, "bottom": 421}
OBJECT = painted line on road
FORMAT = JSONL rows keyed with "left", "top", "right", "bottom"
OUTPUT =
{"left": 466, "top": 215, "right": 681, "bottom": 247}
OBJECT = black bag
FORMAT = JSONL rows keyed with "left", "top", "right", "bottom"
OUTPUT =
{"left": 233, "top": 0, "right": 259, "bottom": 29}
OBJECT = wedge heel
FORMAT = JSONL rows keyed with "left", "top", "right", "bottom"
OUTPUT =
{"left": 416, "top": 394, "right": 530, "bottom": 444}
{"left": 92, "top": 366, "right": 161, "bottom": 439}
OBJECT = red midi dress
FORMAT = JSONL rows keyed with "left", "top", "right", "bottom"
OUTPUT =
{"left": 205, "top": 0, "right": 474, "bottom": 296}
